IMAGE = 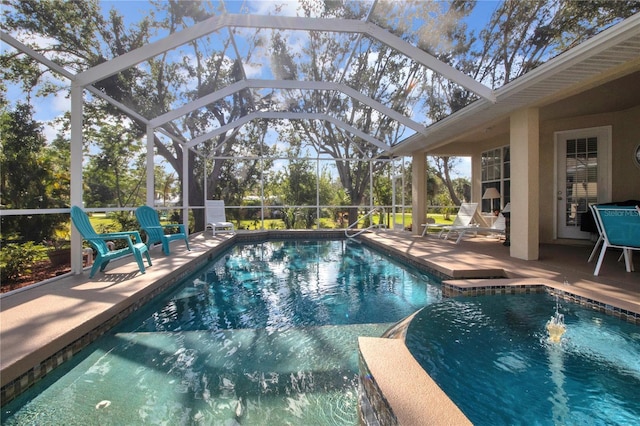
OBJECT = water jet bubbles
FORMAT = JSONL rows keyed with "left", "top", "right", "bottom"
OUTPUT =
{"left": 546, "top": 295, "right": 566, "bottom": 343}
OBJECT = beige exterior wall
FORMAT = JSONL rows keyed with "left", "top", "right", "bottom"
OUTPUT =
{"left": 610, "top": 105, "right": 640, "bottom": 201}
{"left": 468, "top": 104, "right": 639, "bottom": 245}
{"left": 538, "top": 104, "right": 640, "bottom": 243}
{"left": 510, "top": 108, "right": 540, "bottom": 260}
{"left": 412, "top": 153, "right": 427, "bottom": 235}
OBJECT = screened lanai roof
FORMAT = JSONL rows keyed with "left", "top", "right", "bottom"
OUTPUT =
{"left": 3, "top": 1, "right": 638, "bottom": 160}
{"left": 2, "top": 0, "right": 497, "bottom": 158}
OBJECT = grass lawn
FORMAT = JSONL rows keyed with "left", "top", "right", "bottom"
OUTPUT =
{"left": 88, "top": 213, "right": 117, "bottom": 232}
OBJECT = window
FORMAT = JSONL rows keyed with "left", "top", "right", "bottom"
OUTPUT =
{"left": 481, "top": 146, "right": 510, "bottom": 212}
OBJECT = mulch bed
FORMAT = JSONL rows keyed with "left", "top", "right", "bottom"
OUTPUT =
{"left": 1, "top": 260, "right": 71, "bottom": 294}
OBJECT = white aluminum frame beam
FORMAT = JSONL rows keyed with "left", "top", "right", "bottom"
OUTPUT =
{"left": 185, "top": 111, "right": 391, "bottom": 152}
{"left": 1, "top": 31, "right": 150, "bottom": 125}
{"left": 74, "top": 14, "right": 494, "bottom": 102}
{"left": 150, "top": 79, "right": 428, "bottom": 135}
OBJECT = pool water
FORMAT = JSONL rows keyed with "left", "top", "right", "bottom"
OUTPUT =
{"left": 405, "top": 293, "right": 640, "bottom": 425}
{"left": 2, "top": 240, "right": 441, "bottom": 425}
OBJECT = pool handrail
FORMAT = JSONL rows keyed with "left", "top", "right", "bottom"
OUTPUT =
{"left": 345, "top": 207, "right": 387, "bottom": 238}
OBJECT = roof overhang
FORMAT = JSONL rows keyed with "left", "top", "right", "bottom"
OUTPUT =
{"left": 392, "top": 12, "right": 640, "bottom": 156}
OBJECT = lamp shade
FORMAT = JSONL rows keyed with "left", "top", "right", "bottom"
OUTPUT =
{"left": 482, "top": 187, "right": 500, "bottom": 200}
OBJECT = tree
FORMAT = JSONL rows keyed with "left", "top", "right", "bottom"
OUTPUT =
{"left": 473, "top": 0, "right": 640, "bottom": 88}
{"left": 268, "top": 0, "right": 470, "bottom": 225}
{"left": 372, "top": 163, "right": 393, "bottom": 227}
{"left": 84, "top": 121, "right": 145, "bottom": 208}
{"left": 155, "top": 165, "right": 178, "bottom": 207}
{"left": 1, "top": 0, "right": 269, "bottom": 230}
{"left": 431, "top": 156, "right": 463, "bottom": 206}
{"left": 270, "top": 147, "right": 318, "bottom": 229}
{"left": 0, "top": 103, "right": 67, "bottom": 241}
{"left": 423, "top": 1, "right": 639, "bottom": 192}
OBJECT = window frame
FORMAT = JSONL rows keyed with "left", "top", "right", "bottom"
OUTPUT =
{"left": 481, "top": 146, "right": 510, "bottom": 213}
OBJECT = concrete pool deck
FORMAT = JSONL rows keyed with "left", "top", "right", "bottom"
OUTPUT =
{"left": 1, "top": 230, "right": 638, "bottom": 420}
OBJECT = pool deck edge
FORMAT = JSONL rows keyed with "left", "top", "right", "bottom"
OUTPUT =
{"left": 0, "top": 233, "right": 235, "bottom": 399}
{"left": 358, "top": 336, "right": 472, "bottom": 426}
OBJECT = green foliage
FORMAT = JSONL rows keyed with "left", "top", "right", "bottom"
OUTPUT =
{"left": 169, "top": 211, "right": 181, "bottom": 223}
{"left": 94, "top": 212, "right": 141, "bottom": 250}
{"left": 435, "top": 192, "right": 454, "bottom": 219}
{"left": 84, "top": 122, "right": 145, "bottom": 208}
{"left": 0, "top": 242, "right": 42, "bottom": 283}
{"left": 282, "top": 151, "right": 317, "bottom": 207}
{"left": 0, "top": 103, "right": 69, "bottom": 242}
{"left": 155, "top": 166, "right": 179, "bottom": 208}
{"left": 281, "top": 207, "right": 298, "bottom": 230}
{"left": 110, "top": 211, "right": 140, "bottom": 232}
{"left": 267, "top": 150, "right": 322, "bottom": 229}
{"left": 465, "top": 0, "right": 640, "bottom": 89}
{"left": 300, "top": 208, "right": 316, "bottom": 229}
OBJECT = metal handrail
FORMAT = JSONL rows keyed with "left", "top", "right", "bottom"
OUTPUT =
{"left": 345, "top": 207, "right": 386, "bottom": 238}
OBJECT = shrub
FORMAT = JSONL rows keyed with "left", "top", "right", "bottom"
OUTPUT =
{"left": 0, "top": 242, "right": 43, "bottom": 283}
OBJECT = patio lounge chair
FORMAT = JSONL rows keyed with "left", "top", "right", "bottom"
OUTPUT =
{"left": 205, "top": 200, "right": 235, "bottom": 236}
{"left": 592, "top": 205, "right": 640, "bottom": 276}
{"left": 444, "top": 212, "right": 507, "bottom": 244}
{"left": 421, "top": 202, "right": 482, "bottom": 237}
{"left": 135, "top": 205, "right": 191, "bottom": 255}
{"left": 70, "top": 206, "right": 152, "bottom": 278}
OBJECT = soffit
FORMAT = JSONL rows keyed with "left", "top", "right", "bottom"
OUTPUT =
{"left": 392, "top": 13, "right": 640, "bottom": 156}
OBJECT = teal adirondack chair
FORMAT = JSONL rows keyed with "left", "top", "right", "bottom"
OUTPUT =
{"left": 592, "top": 205, "right": 640, "bottom": 276}
{"left": 70, "top": 206, "right": 152, "bottom": 278}
{"left": 135, "top": 206, "right": 191, "bottom": 255}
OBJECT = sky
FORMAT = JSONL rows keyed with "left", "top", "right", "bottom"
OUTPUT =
{"left": 3, "top": 0, "right": 503, "bottom": 180}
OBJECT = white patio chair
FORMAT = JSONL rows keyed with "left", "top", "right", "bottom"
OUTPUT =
{"left": 421, "top": 202, "right": 483, "bottom": 237}
{"left": 205, "top": 200, "right": 235, "bottom": 236}
{"left": 445, "top": 211, "right": 507, "bottom": 244}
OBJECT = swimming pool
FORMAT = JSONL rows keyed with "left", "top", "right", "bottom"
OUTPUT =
{"left": 405, "top": 293, "right": 640, "bottom": 425}
{"left": 1, "top": 240, "right": 441, "bottom": 425}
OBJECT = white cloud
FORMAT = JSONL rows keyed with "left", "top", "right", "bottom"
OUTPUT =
{"left": 27, "top": 88, "right": 70, "bottom": 143}
{"left": 243, "top": 61, "right": 264, "bottom": 78}
{"left": 251, "top": 0, "right": 302, "bottom": 17}
{"left": 51, "top": 89, "right": 70, "bottom": 114}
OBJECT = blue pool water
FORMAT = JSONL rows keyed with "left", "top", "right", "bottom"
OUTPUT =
{"left": 405, "top": 293, "right": 640, "bottom": 425}
{"left": 2, "top": 240, "right": 441, "bottom": 425}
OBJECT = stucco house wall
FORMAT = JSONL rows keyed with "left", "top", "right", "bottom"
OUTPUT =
{"left": 538, "top": 104, "right": 640, "bottom": 243}
{"left": 465, "top": 104, "right": 639, "bottom": 245}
